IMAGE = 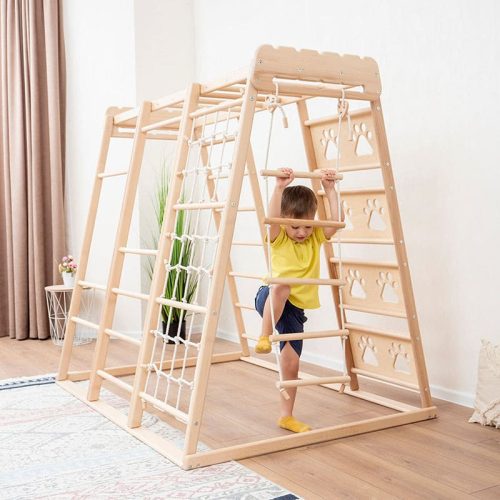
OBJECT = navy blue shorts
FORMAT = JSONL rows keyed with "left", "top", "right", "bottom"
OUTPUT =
{"left": 254, "top": 286, "right": 307, "bottom": 357}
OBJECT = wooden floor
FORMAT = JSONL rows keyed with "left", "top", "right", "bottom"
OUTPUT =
{"left": 1, "top": 336, "right": 499, "bottom": 499}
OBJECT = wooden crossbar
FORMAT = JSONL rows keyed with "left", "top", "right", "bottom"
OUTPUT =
{"left": 97, "top": 170, "right": 128, "bottom": 178}
{"left": 119, "top": 247, "right": 158, "bottom": 256}
{"left": 277, "top": 375, "right": 351, "bottom": 389}
{"left": 265, "top": 277, "right": 345, "bottom": 286}
{"left": 260, "top": 169, "right": 343, "bottom": 181}
{"left": 104, "top": 328, "right": 141, "bottom": 346}
{"left": 264, "top": 217, "right": 345, "bottom": 228}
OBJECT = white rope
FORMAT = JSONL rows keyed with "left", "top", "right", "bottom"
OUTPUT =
{"left": 335, "top": 88, "right": 349, "bottom": 378}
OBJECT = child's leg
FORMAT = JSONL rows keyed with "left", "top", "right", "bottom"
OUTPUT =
{"left": 255, "top": 284, "right": 290, "bottom": 354}
{"left": 278, "top": 342, "right": 311, "bottom": 433}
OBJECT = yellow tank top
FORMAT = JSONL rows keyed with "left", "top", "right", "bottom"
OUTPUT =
{"left": 269, "top": 226, "right": 326, "bottom": 309}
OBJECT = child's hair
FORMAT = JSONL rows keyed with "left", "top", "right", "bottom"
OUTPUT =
{"left": 281, "top": 185, "right": 317, "bottom": 218}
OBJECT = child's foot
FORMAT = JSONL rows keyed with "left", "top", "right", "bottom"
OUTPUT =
{"left": 255, "top": 335, "right": 272, "bottom": 354}
{"left": 278, "top": 416, "right": 311, "bottom": 433}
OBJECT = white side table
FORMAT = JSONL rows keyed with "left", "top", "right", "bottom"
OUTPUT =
{"left": 44, "top": 285, "right": 95, "bottom": 346}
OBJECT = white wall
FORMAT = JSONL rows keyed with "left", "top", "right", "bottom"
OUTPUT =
{"left": 191, "top": 0, "right": 500, "bottom": 406}
{"left": 64, "top": 0, "right": 500, "bottom": 406}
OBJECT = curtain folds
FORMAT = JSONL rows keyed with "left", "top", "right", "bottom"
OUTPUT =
{"left": 0, "top": 0, "right": 66, "bottom": 340}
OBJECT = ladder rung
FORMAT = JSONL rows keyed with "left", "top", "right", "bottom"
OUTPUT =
{"left": 339, "top": 163, "right": 381, "bottom": 173}
{"left": 269, "top": 329, "right": 349, "bottom": 342}
{"left": 266, "top": 277, "right": 345, "bottom": 287}
{"left": 71, "top": 316, "right": 99, "bottom": 330}
{"left": 139, "top": 391, "right": 188, "bottom": 423}
{"left": 119, "top": 247, "right": 158, "bottom": 256}
{"left": 104, "top": 328, "right": 141, "bottom": 346}
{"left": 329, "top": 238, "right": 394, "bottom": 245}
{"left": 78, "top": 280, "right": 107, "bottom": 291}
{"left": 351, "top": 368, "right": 419, "bottom": 391}
{"left": 208, "top": 171, "right": 248, "bottom": 180}
{"left": 141, "top": 115, "right": 182, "bottom": 132}
{"left": 190, "top": 133, "right": 237, "bottom": 147}
{"left": 215, "top": 206, "right": 255, "bottom": 213}
{"left": 112, "top": 288, "right": 149, "bottom": 301}
{"left": 260, "top": 169, "right": 343, "bottom": 181}
{"left": 264, "top": 217, "right": 345, "bottom": 229}
{"left": 96, "top": 369, "right": 133, "bottom": 394}
{"left": 229, "top": 272, "right": 262, "bottom": 280}
{"left": 330, "top": 258, "right": 399, "bottom": 268}
{"left": 190, "top": 97, "right": 244, "bottom": 119}
{"left": 173, "top": 202, "right": 225, "bottom": 211}
{"left": 340, "top": 303, "right": 406, "bottom": 318}
{"left": 156, "top": 297, "right": 207, "bottom": 314}
{"left": 277, "top": 375, "right": 350, "bottom": 389}
{"left": 235, "top": 303, "right": 255, "bottom": 310}
{"left": 97, "top": 170, "right": 128, "bottom": 179}
{"left": 232, "top": 241, "right": 263, "bottom": 247}
{"left": 341, "top": 187, "right": 386, "bottom": 196}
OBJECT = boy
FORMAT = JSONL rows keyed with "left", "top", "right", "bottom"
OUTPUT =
{"left": 254, "top": 167, "right": 342, "bottom": 433}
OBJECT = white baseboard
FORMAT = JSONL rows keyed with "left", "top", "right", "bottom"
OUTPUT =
{"left": 216, "top": 329, "right": 475, "bottom": 409}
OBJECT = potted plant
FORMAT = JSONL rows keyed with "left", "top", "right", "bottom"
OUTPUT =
{"left": 148, "top": 163, "right": 198, "bottom": 343}
{"left": 58, "top": 255, "right": 78, "bottom": 287}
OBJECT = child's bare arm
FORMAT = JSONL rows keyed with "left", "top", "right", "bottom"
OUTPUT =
{"left": 268, "top": 168, "right": 294, "bottom": 241}
{"left": 321, "top": 169, "right": 344, "bottom": 240}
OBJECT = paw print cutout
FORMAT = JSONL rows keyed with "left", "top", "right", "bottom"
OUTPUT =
{"left": 320, "top": 129, "right": 340, "bottom": 160}
{"left": 376, "top": 272, "right": 399, "bottom": 304}
{"left": 352, "top": 122, "right": 374, "bottom": 156}
{"left": 357, "top": 336, "right": 378, "bottom": 366}
{"left": 363, "top": 198, "right": 386, "bottom": 231}
{"left": 342, "top": 200, "right": 353, "bottom": 231}
{"left": 346, "top": 268, "right": 366, "bottom": 299}
{"left": 388, "top": 342, "right": 411, "bottom": 373}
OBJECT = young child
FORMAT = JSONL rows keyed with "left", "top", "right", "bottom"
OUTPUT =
{"left": 254, "top": 167, "right": 342, "bottom": 433}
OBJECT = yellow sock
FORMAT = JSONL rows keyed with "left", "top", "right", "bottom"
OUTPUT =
{"left": 255, "top": 335, "right": 272, "bottom": 354}
{"left": 278, "top": 416, "right": 311, "bottom": 433}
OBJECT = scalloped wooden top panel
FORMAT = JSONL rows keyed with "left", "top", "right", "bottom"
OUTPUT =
{"left": 249, "top": 45, "right": 381, "bottom": 94}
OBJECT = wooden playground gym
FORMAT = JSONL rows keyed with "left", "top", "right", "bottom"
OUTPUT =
{"left": 56, "top": 45, "right": 437, "bottom": 469}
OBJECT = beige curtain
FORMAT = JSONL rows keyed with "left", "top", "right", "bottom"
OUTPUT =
{"left": 0, "top": 0, "right": 66, "bottom": 340}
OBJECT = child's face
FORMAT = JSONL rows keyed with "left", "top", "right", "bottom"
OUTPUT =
{"left": 284, "top": 213, "right": 315, "bottom": 243}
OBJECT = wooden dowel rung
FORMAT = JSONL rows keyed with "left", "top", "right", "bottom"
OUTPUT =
{"left": 340, "top": 304, "right": 406, "bottom": 318}
{"left": 78, "top": 280, "right": 106, "bottom": 291}
{"left": 344, "top": 322, "right": 409, "bottom": 341}
{"left": 70, "top": 316, "right": 99, "bottom": 330}
{"left": 264, "top": 217, "right": 345, "bottom": 229}
{"left": 350, "top": 368, "right": 419, "bottom": 391}
{"left": 119, "top": 247, "right": 158, "bottom": 256}
{"left": 156, "top": 297, "right": 207, "bottom": 314}
{"left": 215, "top": 206, "right": 255, "bottom": 213}
{"left": 96, "top": 369, "right": 133, "bottom": 393}
{"left": 330, "top": 258, "right": 398, "bottom": 268}
{"left": 104, "top": 328, "right": 141, "bottom": 346}
{"left": 277, "top": 375, "right": 350, "bottom": 389}
{"left": 328, "top": 238, "right": 394, "bottom": 245}
{"left": 229, "top": 272, "right": 263, "bottom": 280}
{"left": 340, "top": 187, "right": 386, "bottom": 196}
{"left": 141, "top": 115, "right": 182, "bottom": 132}
{"left": 339, "top": 163, "right": 381, "bottom": 173}
{"left": 190, "top": 98, "right": 244, "bottom": 119}
{"left": 208, "top": 171, "right": 248, "bottom": 180}
{"left": 234, "top": 303, "right": 255, "bottom": 310}
{"left": 113, "top": 107, "right": 139, "bottom": 125}
{"left": 232, "top": 241, "right": 263, "bottom": 247}
{"left": 269, "top": 329, "right": 349, "bottom": 342}
{"left": 260, "top": 169, "right": 343, "bottom": 181}
{"left": 139, "top": 391, "right": 188, "bottom": 423}
{"left": 112, "top": 288, "right": 149, "bottom": 301}
{"left": 265, "top": 277, "right": 345, "bottom": 286}
{"left": 97, "top": 170, "right": 128, "bottom": 179}
{"left": 173, "top": 202, "right": 226, "bottom": 211}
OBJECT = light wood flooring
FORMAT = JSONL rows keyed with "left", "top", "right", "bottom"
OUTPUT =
{"left": 1, "top": 336, "right": 499, "bottom": 499}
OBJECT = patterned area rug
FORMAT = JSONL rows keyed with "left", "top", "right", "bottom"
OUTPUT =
{"left": 0, "top": 376, "right": 298, "bottom": 499}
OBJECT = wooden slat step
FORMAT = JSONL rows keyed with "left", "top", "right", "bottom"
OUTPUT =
{"left": 78, "top": 280, "right": 106, "bottom": 291}
{"left": 112, "top": 288, "right": 149, "bottom": 301}
{"left": 264, "top": 217, "right": 345, "bottom": 229}
{"left": 173, "top": 201, "right": 225, "bottom": 211}
{"left": 330, "top": 257, "right": 398, "bottom": 268}
{"left": 351, "top": 368, "right": 419, "bottom": 391}
{"left": 269, "top": 329, "right": 349, "bottom": 342}
{"left": 139, "top": 391, "right": 188, "bottom": 423}
{"left": 104, "top": 328, "right": 141, "bottom": 346}
{"left": 277, "top": 375, "right": 350, "bottom": 389}
{"left": 260, "top": 169, "right": 343, "bottom": 181}
{"left": 266, "top": 277, "right": 345, "bottom": 286}
{"left": 119, "top": 247, "right": 158, "bottom": 256}
{"left": 71, "top": 316, "right": 99, "bottom": 330}
{"left": 344, "top": 322, "right": 409, "bottom": 341}
{"left": 156, "top": 297, "right": 207, "bottom": 314}
{"left": 97, "top": 170, "right": 128, "bottom": 179}
{"left": 96, "top": 369, "right": 133, "bottom": 393}
{"left": 340, "top": 303, "right": 406, "bottom": 318}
